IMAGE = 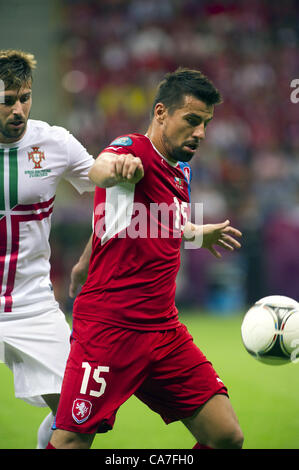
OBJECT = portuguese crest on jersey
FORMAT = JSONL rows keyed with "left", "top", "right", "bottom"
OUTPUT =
{"left": 25, "top": 146, "right": 51, "bottom": 177}
{"left": 28, "top": 146, "right": 45, "bottom": 169}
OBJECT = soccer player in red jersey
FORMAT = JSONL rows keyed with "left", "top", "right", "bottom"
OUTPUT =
{"left": 48, "top": 68, "right": 244, "bottom": 449}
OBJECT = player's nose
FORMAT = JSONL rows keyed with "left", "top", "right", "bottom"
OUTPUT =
{"left": 12, "top": 100, "right": 24, "bottom": 116}
{"left": 192, "top": 122, "right": 205, "bottom": 140}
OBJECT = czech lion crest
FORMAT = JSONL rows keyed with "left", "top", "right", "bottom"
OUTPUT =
{"left": 72, "top": 399, "right": 92, "bottom": 424}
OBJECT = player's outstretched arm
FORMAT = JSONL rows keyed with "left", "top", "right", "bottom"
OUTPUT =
{"left": 88, "top": 152, "right": 144, "bottom": 188}
{"left": 183, "top": 220, "right": 242, "bottom": 258}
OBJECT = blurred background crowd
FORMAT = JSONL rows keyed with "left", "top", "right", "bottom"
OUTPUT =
{"left": 1, "top": 0, "right": 299, "bottom": 315}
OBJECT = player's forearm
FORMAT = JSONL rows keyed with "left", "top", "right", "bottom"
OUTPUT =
{"left": 78, "top": 234, "right": 93, "bottom": 266}
{"left": 69, "top": 234, "right": 93, "bottom": 298}
{"left": 88, "top": 152, "right": 144, "bottom": 187}
{"left": 88, "top": 153, "right": 121, "bottom": 188}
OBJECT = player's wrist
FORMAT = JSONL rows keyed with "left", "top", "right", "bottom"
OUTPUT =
{"left": 183, "top": 223, "right": 204, "bottom": 246}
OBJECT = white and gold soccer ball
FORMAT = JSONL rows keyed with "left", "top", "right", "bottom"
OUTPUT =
{"left": 241, "top": 295, "right": 299, "bottom": 365}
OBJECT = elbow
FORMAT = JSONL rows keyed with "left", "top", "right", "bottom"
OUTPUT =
{"left": 88, "top": 165, "right": 105, "bottom": 187}
{"left": 88, "top": 166, "right": 95, "bottom": 183}
{"left": 88, "top": 163, "right": 114, "bottom": 188}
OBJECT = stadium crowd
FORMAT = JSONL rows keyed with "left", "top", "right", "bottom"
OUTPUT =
{"left": 51, "top": 0, "right": 299, "bottom": 313}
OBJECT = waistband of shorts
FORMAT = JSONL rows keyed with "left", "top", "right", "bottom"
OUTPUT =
{"left": 73, "top": 311, "right": 181, "bottom": 332}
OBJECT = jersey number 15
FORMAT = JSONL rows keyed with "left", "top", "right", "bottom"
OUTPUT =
{"left": 80, "top": 362, "right": 110, "bottom": 397}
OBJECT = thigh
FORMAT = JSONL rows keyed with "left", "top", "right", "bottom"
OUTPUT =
{"left": 182, "top": 394, "right": 243, "bottom": 449}
{"left": 135, "top": 324, "right": 227, "bottom": 423}
{"left": 2, "top": 308, "right": 70, "bottom": 372}
{"left": 2, "top": 308, "right": 70, "bottom": 406}
{"left": 54, "top": 320, "right": 154, "bottom": 435}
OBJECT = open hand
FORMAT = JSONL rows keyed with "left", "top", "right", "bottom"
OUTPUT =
{"left": 202, "top": 219, "right": 242, "bottom": 258}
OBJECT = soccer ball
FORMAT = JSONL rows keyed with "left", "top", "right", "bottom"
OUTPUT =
{"left": 241, "top": 295, "right": 299, "bottom": 365}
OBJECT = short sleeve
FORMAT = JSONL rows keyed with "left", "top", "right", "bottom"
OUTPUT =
{"left": 63, "top": 133, "right": 95, "bottom": 194}
{"left": 99, "top": 134, "right": 150, "bottom": 174}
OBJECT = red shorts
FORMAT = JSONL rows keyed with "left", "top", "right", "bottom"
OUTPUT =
{"left": 54, "top": 319, "right": 228, "bottom": 434}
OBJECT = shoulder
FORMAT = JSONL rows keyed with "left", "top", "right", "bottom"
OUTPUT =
{"left": 103, "top": 134, "right": 153, "bottom": 173}
{"left": 28, "top": 119, "right": 71, "bottom": 144}
{"left": 105, "top": 133, "right": 150, "bottom": 154}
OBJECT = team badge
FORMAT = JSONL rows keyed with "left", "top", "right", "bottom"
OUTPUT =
{"left": 183, "top": 166, "right": 191, "bottom": 184}
{"left": 28, "top": 146, "right": 45, "bottom": 169}
{"left": 72, "top": 399, "right": 92, "bottom": 424}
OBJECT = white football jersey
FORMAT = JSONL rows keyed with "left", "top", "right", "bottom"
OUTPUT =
{"left": 0, "top": 119, "right": 95, "bottom": 317}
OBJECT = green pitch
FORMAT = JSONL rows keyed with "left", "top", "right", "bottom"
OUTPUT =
{"left": 0, "top": 312, "right": 298, "bottom": 449}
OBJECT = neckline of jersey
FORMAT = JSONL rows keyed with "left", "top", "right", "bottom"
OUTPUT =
{"left": 144, "top": 134, "right": 178, "bottom": 168}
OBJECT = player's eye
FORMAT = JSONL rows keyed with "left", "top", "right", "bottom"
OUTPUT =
{"left": 20, "top": 94, "right": 31, "bottom": 103}
{"left": 186, "top": 117, "right": 200, "bottom": 127}
{"left": 3, "top": 96, "right": 15, "bottom": 106}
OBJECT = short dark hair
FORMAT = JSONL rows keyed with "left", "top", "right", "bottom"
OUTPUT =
{"left": 0, "top": 49, "right": 36, "bottom": 90}
{"left": 151, "top": 67, "right": 222, "bottom": 118}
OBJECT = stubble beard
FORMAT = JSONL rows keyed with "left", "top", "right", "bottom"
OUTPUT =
{"left": 0, "top": 119, "right": 27, "bottom": 142}
{"left": 162, "top": 131, "right": 193, "bottom": 163}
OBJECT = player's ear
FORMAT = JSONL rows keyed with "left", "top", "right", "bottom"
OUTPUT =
{"left": 154, "top": 102, "right": 167, "bottom": 124}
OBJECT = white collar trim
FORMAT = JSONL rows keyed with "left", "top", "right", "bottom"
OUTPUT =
{"left": 144, "top": 134, "right": 178, "bottom": 167}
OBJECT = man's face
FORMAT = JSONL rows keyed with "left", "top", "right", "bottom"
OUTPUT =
{"left": 159, "top": 95, "right": 214, "bottom": 163}
{"left": 0, "top": 83, "right": 32, "bottom": 143}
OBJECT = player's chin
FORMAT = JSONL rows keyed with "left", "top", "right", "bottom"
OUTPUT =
{"left": 171, "top": 145, "right": 197, "bottom": 163}
{"left": 177, "top": 151, "right": 195, "bottom": 162}
{"left": 5, "top": 123, "right": 25, "bottom": 139}
{"left": 177, "top": 144, "right": 199, "bottom": 162}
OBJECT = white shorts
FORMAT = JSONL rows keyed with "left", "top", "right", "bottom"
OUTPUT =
{"left": 0, "top": 308, "right": 71, "bottom": 407}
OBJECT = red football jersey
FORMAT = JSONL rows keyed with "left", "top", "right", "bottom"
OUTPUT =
{"left": 73, "top": 134, "right": 192, "bottom": 330}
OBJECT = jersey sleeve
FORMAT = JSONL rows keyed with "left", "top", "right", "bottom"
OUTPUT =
{"left": 99, "top": 135, "right": 151, "bottom": 174}
{"left": 63, "top": 132, "right": 95, "bottom": 194}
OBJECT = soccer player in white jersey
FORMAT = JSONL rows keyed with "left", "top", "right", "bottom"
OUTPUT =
{"left": 0, "top": 50, "right": 94, "bottom": 448}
